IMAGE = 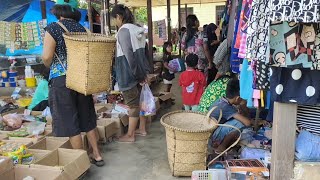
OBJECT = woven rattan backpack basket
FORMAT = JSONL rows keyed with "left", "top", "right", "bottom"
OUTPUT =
{"left": 161, "top": 107, "right": 241, "bottom": 177}
{"left": 56, "top": 22, "right": 116, "bottom": 95}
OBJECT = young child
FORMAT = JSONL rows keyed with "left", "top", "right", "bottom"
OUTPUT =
{"left": 209, "top": 78, "right": 265, "bottom": 153}
{"left": 162, "top": 41, "right": 176, "bottom": 92}
{"left": 179, "top": 54, "right": 206, "bottom": 111}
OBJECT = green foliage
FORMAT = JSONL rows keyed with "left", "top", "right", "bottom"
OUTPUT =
{"left": 134, "top": 7, "right": 147, "bottom": 25}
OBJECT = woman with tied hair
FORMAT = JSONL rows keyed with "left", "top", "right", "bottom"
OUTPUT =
{"left": 42, "top": 0, "right": 104, "bottom": 166}
{"left": 181, "top": 15, "right": 213, "bottom": 74}
{"left": 111, "top": 4, "right": 150, "bottom": 143}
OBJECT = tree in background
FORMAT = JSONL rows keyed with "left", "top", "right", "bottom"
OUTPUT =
{"left": 134, "top": 7, "right": 147, "bottom": 25}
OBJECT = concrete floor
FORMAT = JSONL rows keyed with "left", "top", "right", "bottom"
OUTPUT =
{"left": 84, "top": 78, "right": 189, "bottom": 180}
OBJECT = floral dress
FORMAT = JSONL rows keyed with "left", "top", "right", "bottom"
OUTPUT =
{"left": 198, "top": 76, "right": 231, "bottom": 113}
{"left": 181, "top": 31, "right": 208, "bottom": 71}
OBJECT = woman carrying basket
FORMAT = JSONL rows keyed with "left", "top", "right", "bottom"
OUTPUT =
{"left": 111, "top": 5, "right": 150, "bottom": 143}
{"left": 42, "top": 0, "right": 104, "bottom": 167}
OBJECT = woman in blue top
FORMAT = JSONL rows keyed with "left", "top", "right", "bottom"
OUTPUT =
{"left": 42, "top": 0, "right": 104, "bottom": 166}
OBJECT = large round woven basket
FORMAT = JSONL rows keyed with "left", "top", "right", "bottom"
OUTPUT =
{"left": 63, "top": 32, "right": 116, "bottom": 95}
{"left": 160, "top": 110, "right": 218, "bottom": 177}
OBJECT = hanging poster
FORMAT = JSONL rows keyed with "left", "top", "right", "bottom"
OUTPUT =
{"left": 157, "top": 19, "right": 167, "bottom": 39}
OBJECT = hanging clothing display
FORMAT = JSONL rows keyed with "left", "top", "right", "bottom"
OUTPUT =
{"left": 245, "top": 0, "right": 270, "bottom": 63}
{"left": 240, "top": 59, "right": 254, "bottom": 107}
{"left": 270, "top": 67, "right": 320, "bottom": 105}
{"left": 270, "top": 1, "right": 320, "bottom": 23}
{"left": 269, "top": 22, "right": 320, "bottom": 69}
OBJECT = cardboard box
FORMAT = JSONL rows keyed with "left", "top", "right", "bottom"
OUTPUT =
{"left": 97, "top": 119, "right": 118, "bottom": 142}
{"left": 29, "top": 137, "right": 71, "bottom": 150}
{"left": 12, "top": 166, "right": 62, "bottom": 180}
{"left": 31, "top": 148, "right": 91, "bottom": 180}
{"left": 0, "top": 156, "right": 13, "bottom": 175}
{"left": 98, "top": 118, "right": 125, "bottom": 137}
{"left": 158, "top": 92, "right": 173, "bottom": 101}
{"left": 294, "top": 162, "right": 320, "bottom": 180}
{"left": 8, "top": 136, "right": 44, "bottom": 144}
{"left": 95, "top": 103, "right": 113, "bottom": 113}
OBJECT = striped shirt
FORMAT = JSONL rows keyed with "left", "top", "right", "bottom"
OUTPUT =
{"left": 297, "top": 105, "right": 320, "bottom": 136}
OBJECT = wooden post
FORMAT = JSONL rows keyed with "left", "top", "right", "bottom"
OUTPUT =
{"left": 100, "top": 0, "right": 105, "bottom": 34}
{"left": 115, "top": 0, "right": 117, "bottom": 5}
{"left": 185, "top": 4, "right": 188, "bottom": 17}
{"left": 147, "top": 0, "right": 154, "bottom": 73}
{"left": 167, "top": 0, "right": 171, "bottom": 42}
{"left": 40, "top": 0, "right": 46, "bottom": 19}
{"left": 178, "top": 0, "right": 181, "bottom": 58}
{"left": 106, "top": 0, "right": 111, "bottom": 34}
{"left": 88, "top": 0, "right": 93, "bottom": 31}
{"left": 271, "top": 102, "right": 297, "bottom": 180}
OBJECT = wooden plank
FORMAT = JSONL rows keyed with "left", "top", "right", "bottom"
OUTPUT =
{"left": 167, "top": 0, "right": 171, "bottom": 42}
{"left": 147, "top": 0, "right": 154, "bottom": 73}
{"left": 271, "top": 102, "right": 297, "bottom": 180}
{"left": 40, "top": 0, "right": 47, "bottom": 19}
{"left": 88, "top": 0, "right": 93, "bottom": 32}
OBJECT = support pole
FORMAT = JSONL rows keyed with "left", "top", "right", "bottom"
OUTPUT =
{"left": 115, "top": 0, "right": 117, "bottom": 5}
{"left": 167, "top": 0, "right": 171, "bottom": 42}
{"left": 40, "top": 0, "right": 46, "bottom": 19}
{"left": 185, "top": 4, "right": 188, "bottom": 18}
{"left": 88, "top": 0, "right": 93, "bottom": 32}
{"left": 147, "top": 0, "right": 154, "bottom": 73}
{"left": 271, "top": 102, "right": 297, "bottom": 180}
{"left": 106, "top": 0, "right": 111, "bottom": 34}
{"left": 178, "top": 0, "right": 181, "bottom": 58}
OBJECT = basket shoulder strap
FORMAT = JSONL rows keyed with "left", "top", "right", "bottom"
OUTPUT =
{"left": 56, "top": 21, "right": 70, "bottom": 34}
{"left": 54, "top": 52, "right": 67, "bottom": 72}
{"left": 207, "top": 123, "right": 241, "bottom": 166}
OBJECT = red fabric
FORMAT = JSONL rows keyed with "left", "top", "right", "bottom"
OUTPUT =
{"left": 179, "top": 69, "right": 206, "bottom": 106}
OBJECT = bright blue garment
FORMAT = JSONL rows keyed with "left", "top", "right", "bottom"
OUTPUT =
{"left": 296, "top": 130, "right": 320, "bottom": 161}
{"left": 240, "top": 59, "right": 253, "bottom": 107}
{"left": 28, "top": 79, "right": 49, "bottom": 110}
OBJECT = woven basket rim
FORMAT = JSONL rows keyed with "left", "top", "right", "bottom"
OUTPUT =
{"left": 63, "top": 33, "right": 117, "bottom": 42}
{"left": 160, "top": 110, "right": 218, "bottom": 133}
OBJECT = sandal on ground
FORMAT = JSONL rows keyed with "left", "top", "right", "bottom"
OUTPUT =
{"left": 135, "top": 132, "right": 147, "bottom": 137}
{"left": 91, "top": 158, "right": 105, "bottom": 167}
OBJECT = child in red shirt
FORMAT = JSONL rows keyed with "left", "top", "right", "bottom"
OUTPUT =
{"left": 179, "top": 54, "right": 206, "bottom": 111}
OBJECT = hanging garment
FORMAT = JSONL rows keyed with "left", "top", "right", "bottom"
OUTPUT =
{"left": 270, "top": 67, "right": 320, "bottom": 105}
{"left": 297, "top": 105, "right": 320, "bottom": 136}
{"left": 230, "top": 1, "right": 243, "bottom": 73}
{"left": 240, "top": 59, "right": 254, "bottom": 107}
{"left": 245, "top": 0, "right": 270, "bottom": 63}
{"left": 270, "top": 0, "right": 320, "bottom": 23}
{"left": 227, "top": 0, "right": 239, "bottom": 47}
{"left": 269, "top": 22, "right": 319, "bottom": 69}
{"left": 314, "top": 24, "right": 320, "bottom": 70}
{"left": 255, "top": 60, "right": 270, "bottom": 90}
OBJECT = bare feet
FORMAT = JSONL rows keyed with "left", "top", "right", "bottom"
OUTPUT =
{"left": 118, "top": 135, "right": 135, "bottom": 142}
{"left": 135, "top": 129, "right": 147, "bottom": 136}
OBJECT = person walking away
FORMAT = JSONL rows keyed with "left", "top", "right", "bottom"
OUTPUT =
{"left": 111, "top": 5, "right": 150, "bottom": 142}
{"left": 179, "top": 54, "right": 206, "bottom": 111}
{"left": 42, "top": 0, "right": 104, "bottom": 166}
{"left": 181, "top": 15, "right": 212, "bottom": 74}
{"left": 162, "top": 42, "right": 176, "bottom": 92}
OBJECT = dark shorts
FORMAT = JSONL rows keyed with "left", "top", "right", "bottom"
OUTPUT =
{"left": 48, "top": 76, "right": 97, "bottom": 137}
{"left": 122, "top": 85, "right": 141, "bottom": 117}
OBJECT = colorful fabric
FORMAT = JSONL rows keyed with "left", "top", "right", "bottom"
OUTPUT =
{"left": 28, "top": 79, "right": 49, "bottom": 110}
{"left": 230, "top": 2, "right": 243, "bottom": 73}
{"left": 240, "top": 59, "right": 254, "bottom": 107}
{"left": 269, "top": 22, "right": 320, "bottom": 70}
{"left": 179, "top": 69, "right": 206, "bottom": 106}
{"left": 45, "top": 19, "right": 86, "bottom": 80}
{"left": 245, "top": 0, "right": 270, "bottom": 63}
{"left": 270, "top": 1, "right": 320, "bottom": 23}
{"left": 270, "top": 67, "right": 320, "bottom": 105}
{"left": 181, "top": 31, "right": 208, "bottom": 70}
{"left": 198, "top": 76, "right": 230, "bottom": 113}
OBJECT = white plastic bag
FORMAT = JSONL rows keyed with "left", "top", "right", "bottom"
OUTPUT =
{"left": 139, "top": 84, "right": 156, "bottom": 116}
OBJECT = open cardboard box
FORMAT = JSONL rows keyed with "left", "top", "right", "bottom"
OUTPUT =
{"left": 0, "top": 156, "right": 13, "bottom": 175}
{"left": 30, "top": 148, "right": 91, "bottom": 180}
{"left": 98, "top": 118, "right": 126, "bottom": 137}
{"left": 29, "top": 137, "right": 71, "bottom": 150}
{"left": 95, "top": 103, "right": 113, "bottom": 114}
{"left": 97, "top": 119, "right": 118, "bottom": 142}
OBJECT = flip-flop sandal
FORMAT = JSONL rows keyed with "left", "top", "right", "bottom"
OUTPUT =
{"left": 135, "top": 132, "right": 147, "bottom": 137}
{"left": 91, "top": 159, "right": 105, "bottom": 167}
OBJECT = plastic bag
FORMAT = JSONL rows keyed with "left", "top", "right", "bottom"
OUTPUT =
{"left": 26, "top": 121, "right": 46, "bottom": 136}
{"left": 139, "top": 84, "right": 156, "bottom": 116}
{"left": 3, "top": 114, "right": 23, "bottom": 129}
